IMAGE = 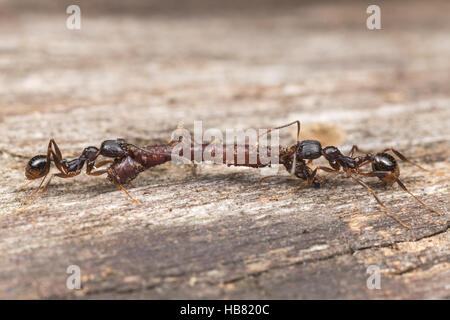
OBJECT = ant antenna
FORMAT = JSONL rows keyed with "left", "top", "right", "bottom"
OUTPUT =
{"left": 258, "top": 120, "right": 301, "bottom": 141}
{"left": 256, "top": 120, "right": 301, "bottom": 175}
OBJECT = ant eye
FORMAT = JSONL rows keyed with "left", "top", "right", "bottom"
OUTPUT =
{"left": 25, "top": 155, "right": 48, "bottom": 180}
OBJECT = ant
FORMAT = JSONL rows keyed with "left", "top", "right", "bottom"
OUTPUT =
{"left": 259, "top": 121, "right": 444, "bottom": 229}
{"left": 17, "top": 139, "right": 166, "bottom": 214}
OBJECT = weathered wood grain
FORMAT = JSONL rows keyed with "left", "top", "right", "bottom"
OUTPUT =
{"left": 0, "top": 0, "right": 449, "bottom": 299}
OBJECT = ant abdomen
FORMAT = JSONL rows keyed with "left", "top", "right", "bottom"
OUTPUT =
{"left": 371, "top": 153, "right": 399, "bottom": 184}
{"left": 25, "top": 155, "right": 48, "bottom": 180}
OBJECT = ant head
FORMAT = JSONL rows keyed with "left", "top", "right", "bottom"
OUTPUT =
{"left": 25, "top": 155, "right": 49, "bottom": 180}
{"left": 99, "top": 140, "right": 128, "bottom": 158}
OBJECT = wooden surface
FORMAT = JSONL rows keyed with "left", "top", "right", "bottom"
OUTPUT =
{"left": 0, "top": 1, "right": 449, "bottom": 299}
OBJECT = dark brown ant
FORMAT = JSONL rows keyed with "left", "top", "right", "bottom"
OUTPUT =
{"left": 260, "top": 121, "right": 444, "bottom": 229}
{"left": 17, "top": 139, "right": 160, "bottom": 214}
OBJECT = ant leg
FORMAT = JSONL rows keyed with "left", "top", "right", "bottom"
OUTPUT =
{"left": 87, "top": 170, "right": 109, "bottom": 177}
{"left": 287, "top": 179, "right": 313, "bottom": 194}
{"left": 349, "top": 145, "right": 360, "bottom": 157}
{"left": 383, "top": 147, "right": 443, "bottom": 175}
{"left": 356, "top": 160, "right": 371, "bottom": 169}
{"left": 48, "top": 139, "right": 69, "bottom": 174}
{"left": 258, "top": 175, "right": 276, "bottom": 183}
{"left": 348, "top": 145, "right": 373, "bottom": 157}
{"left": 291, "top": 166, "right": 410, "bottom": 228}
{"left": 86, "top": 161, "right": 139, "bottom": 204}
{"left": 288, "top": 165, "right": 341, "bottom": 192}
{"left": 288, "top": 168, "right": 318, "bottom": 193}
{"left": 21, "top": 172, "right": 49, "bottom": 204}
{"left": 367, "top": 170, "right": 443, "bottom": 216}
{"left": 346, "top": 173, "right": 410, "bottom": 229}
{"left": 93, "top": 160, "right": 113, "bottom": 168}
{"left": 393, "top": 176, "right": 443, "bottom": 216}
{"left": 18, "top": 179, "right": 36, "bottom": 190}
{"left": 16, "top": 175, "right": 54, "bottom": 214}
{"left": 15, "top": 172, "right": 79, "bottom": 215}
{"left": 86, "top": 160, "right": 113, "bottom": 176}
{"left": 48, "top": 139, "right": 63, "bottom": 160}
{"left": 49, "top": 139, "right": 62, "bottom": 159}
{"left": 316, "top": 166, "right": 339, "bottom": 173}
{"left": 117, "top": 184, "right": 139, "bottom": 205}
